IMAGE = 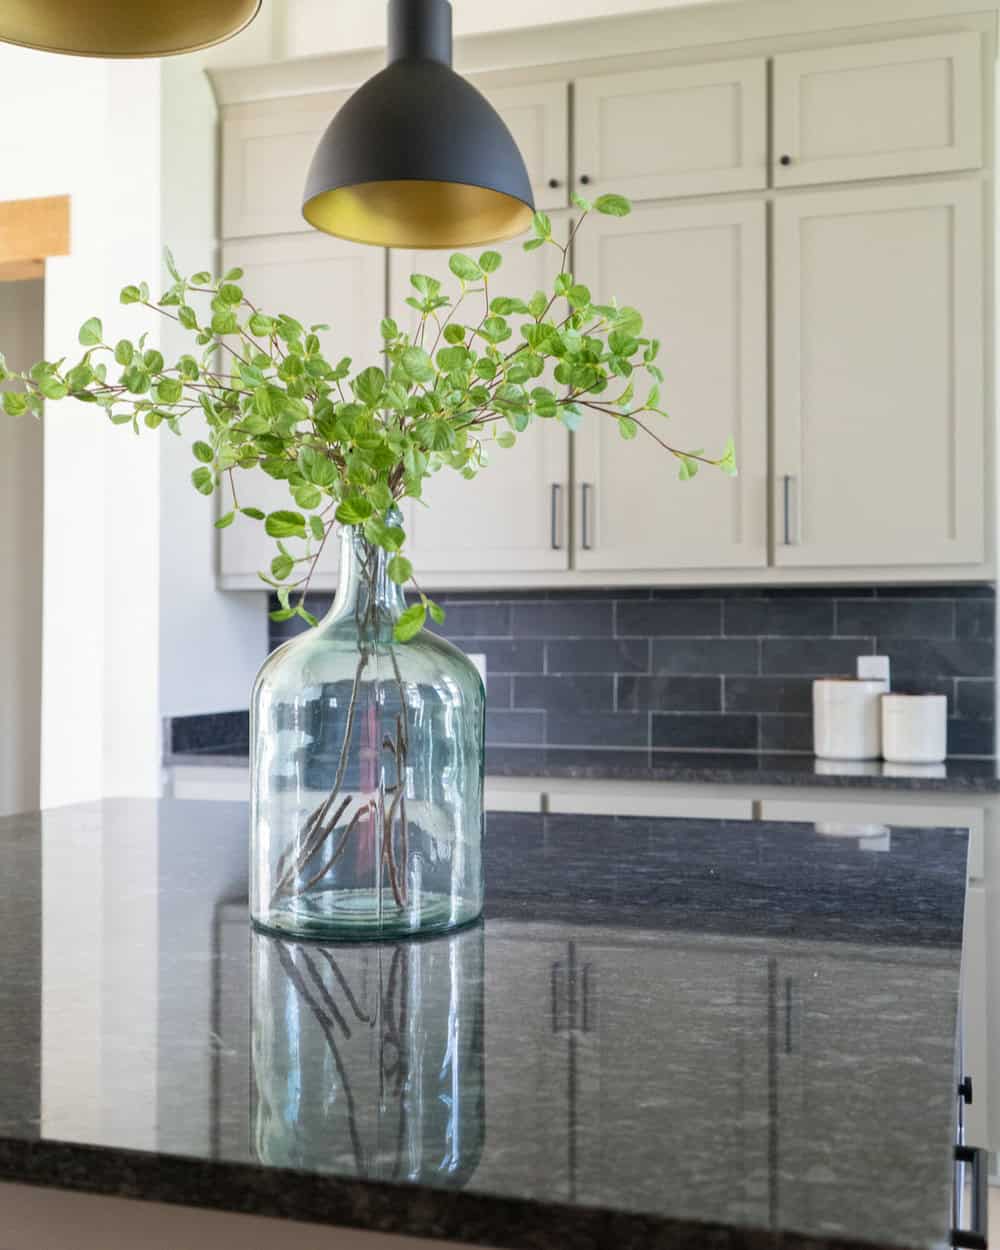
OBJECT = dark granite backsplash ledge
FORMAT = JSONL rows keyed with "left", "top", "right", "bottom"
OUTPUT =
{"left": 166, "top": 582, "right": 997, "bottom": 758}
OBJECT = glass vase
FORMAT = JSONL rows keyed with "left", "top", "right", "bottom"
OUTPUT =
{"left": 250, "top": 521, "right": 485, "bottom": 940}
{"left": 251, "top": 925, "right": 485, "bottom": 1182}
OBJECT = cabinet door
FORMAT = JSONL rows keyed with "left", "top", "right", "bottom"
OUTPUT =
{"left": 222, "top": 94, "right": 346, "bottom": 238}
{"left": 388, "top": 224, "right": 570, "bottom": 575}
{"left": 573, "top": 199, "right": 767, "bottom": 572}
{"left": 217, "top": 233, "right": 386, "bottom": 590}
{"left": 574, "top": 59, "right": 767, "bottom": 201}
{"left": 773, "top": 33, "right": 982, "bottom": 188}
{"left": 481, "top": 81, "right": 568, "bottom": 211}
{"left": 773, "top": 180, "right": 985, "bottom": 569}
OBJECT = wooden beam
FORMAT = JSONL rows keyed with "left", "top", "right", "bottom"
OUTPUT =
{"left": 0, "top": 259, "right": 44, "bottom": 283}
{"left": 0, "top": 195, "right": 69, "bottom": 265}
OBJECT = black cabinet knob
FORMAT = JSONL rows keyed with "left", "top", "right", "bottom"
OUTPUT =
{"left": 779, "top": 154, "right": 792, "bottom": 166}
{"left": 579, "top": 174, "right": 591, "bottom": 185}
{"left": 548, "top": 177, "right": 560, "bottom": 188}
{"left": 959, "top": 1075, "right": 974, "bottom": 1104}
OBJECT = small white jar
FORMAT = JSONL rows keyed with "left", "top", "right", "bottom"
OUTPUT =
{"left": 881, "top": 694, "right": 948, "bottom": 765}
{"left": 813, "top": 679, "right": 885, "bottom": 761}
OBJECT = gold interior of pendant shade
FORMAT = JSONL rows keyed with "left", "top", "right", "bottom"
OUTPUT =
{"left": 303, "top": 180, "right": 534, "bottom": 249}
{"left": 0, "top": 0, "right": 260, "bottom": 56}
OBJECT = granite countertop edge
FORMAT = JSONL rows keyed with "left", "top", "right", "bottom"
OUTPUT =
{"left": 0, "top": 1136, "right": 920, "bottom": 1250}
{"left": 164, "top": 747, "right": 1000, "bottom": 794}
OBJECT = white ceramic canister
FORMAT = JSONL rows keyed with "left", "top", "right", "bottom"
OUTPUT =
{"left": 812, "top": 679, "right": 885, "bottom": 761}
{"left": 881, "top": 694, "right": 948, "bottom": 765}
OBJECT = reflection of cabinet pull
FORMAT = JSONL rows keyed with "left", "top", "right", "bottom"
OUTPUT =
{"left": 581, "top": 482, "right": 593, "bottom": 550}
{"left": 582, "top": 962, "right": 593, "bottom": 1033}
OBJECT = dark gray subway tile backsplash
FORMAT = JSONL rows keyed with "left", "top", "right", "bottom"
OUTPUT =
{"left": 269, "top": 584, "right": 996, "bottom": 758}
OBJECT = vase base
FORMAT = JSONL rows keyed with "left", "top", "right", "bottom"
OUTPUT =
{"left": 251, "top": 887, "right": 482, "bottom": 942}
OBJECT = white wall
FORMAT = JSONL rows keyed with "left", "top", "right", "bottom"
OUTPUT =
{"left": 0, "top": 48, "right": 163, "bottom": 807}
{"left": 0, "top": 279, "right": 44, "bottom": 816}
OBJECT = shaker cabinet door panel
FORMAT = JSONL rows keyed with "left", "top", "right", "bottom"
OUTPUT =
{"left": 217, "top": 233, "right": 386, "bottom": 589}
{"left": 573, "top": 199, "right": 767, "bottom": 572}
{"left": 773, "top": 33, "right": 983, "bottom": 187}
{"left": 574, "top": 59, "right": 767, "bottom": 201}
{"left": 222, "top": 94, "right": 347, "bottom": 238}
{"left": 388, "top": 223, "right": 570, "bottom": 576}
{"left": 773, "top": 180, "right": 985, "bottom": 569}
{"left": 481, "top": 80, "right": 569, "bottom": 211}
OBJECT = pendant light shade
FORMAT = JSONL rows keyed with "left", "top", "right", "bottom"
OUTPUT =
{"left": 303, "top": 0, "right": 534, "bottom": 249}
{"left": 0, "top": 0, "right": 260, "bottom": 57}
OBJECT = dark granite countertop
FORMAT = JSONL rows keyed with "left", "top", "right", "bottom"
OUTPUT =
{"left": 0, "top": 799, "right": 967, "bottom": 1250}
{"left": 167, "top": 741, "right": 1000, "bottom": 793}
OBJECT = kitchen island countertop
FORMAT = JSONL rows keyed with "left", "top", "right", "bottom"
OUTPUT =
{"left": 0, "top": 799, "right": 969, "bottom": 1250}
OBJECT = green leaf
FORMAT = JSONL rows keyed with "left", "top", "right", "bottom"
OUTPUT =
{"left": 522, "top": 237, "right": 545, "bottom": 252}
{"left": 241, "top": 506, "right": 266, "bottom": 520}
{"left": 265, "top": 509, "right": 307, "bottom": 538}
{"left": 78, "top": 317, "right": 103, "bottom": 346}
{"left": 594, "top": 193, "right": 631, "bottom": 217}
{"left": 191, "top": 466, "right": 214, "bottom": 495}
{"left": 571, "top": 191, "right": 591, "bottom": 212}
{"left": 37, "top": 375, "right": 68, "bottom": 400}
{"left": 211, "top": 310, "right": 238, "bottom": 336}
{"left": 114, "top": 339, "right": 134, "bottom": 366}
{"left": 299, "top": 446, "right": 337, "bottom": 489}
{"left": 292, "top": 482, "right": 322, "bottom": 510}
{"left": 449, "top": 253, "right": 482, "bottom": 282}
{"left": 297, "top": 604, "right": 319, "bottom": 628}
{"left": 335, "top": 496, "right": 373, "bottom": 526}
{"left": 3, "top": 391, "right": 28, "bottom": 416}
{"left": 156, "top": 377, "right": 183, "bottom": 404}
{"left": 269, "top": 607, "right": 296, "bottom": 623}
{"left": 120, "top": 285, "right": 141, "bottom": 305}
{"left": 192, "top": 440, "right": 214, "bottom": 463}
{"left": 393, "top": 602, "right": 426, "bottom": 642}
{"left": 532, "top": 210, "right": 552, "bottom": 239}
{"left": 479, "top": 250, "right": 502, "bottom": 274}
{"left": 401, "top": 346, "right": 434, "bottom": 383}
{"left": 215, "top": 511, "right": 236, "bottom": 529}
{"left": 618, "top": 416, "right": 638, "bottom": 440}
{"left": 718, "top": 435, "right": 738, "bottom": 477}
{"left": 248, "top": 312, "right": 274, "bottom": 336}
{"left": 270, "top": 553, "right": 294, "bottom": 580}
{"left": 218, "top": 282, "right": 243, "bottom": 305}
{"left": 496, "top": 431, "right": 516, "bottom": 449}
{"left": 443, "top": 323, "right": 466, "bottom": 344}
{"left": 353, "top": 365, "right": 386, "bottom": 407}
{"left": 387, "top": 555, "right": 413, "bottom": 584}
{"left": 380, "top": 317, "right": 399, "bottom": 340}
{"left": 309, "top": 515, "right": 326, "bottom": 540}
{"left": 164, "top": 247, "right": 181, "bottom": 281}
{"left": 224, "top": 267, "right": 244, "bottom": 282}
{"left": 178, "top": 305, "right": 198, "bottom": 330}
{"left": 426, "top": 598, "right": 446, "bottom": 626}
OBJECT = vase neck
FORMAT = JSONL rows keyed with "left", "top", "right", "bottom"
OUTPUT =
{"left": 321, "top": 524, "right": 408, "bottom": 640}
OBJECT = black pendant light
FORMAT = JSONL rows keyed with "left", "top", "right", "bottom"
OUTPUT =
{"left": 303, "top": 0, "right": 534, "bottom": 249}
{"left": 0, "top": 0, "right": 260, "bottom": 57}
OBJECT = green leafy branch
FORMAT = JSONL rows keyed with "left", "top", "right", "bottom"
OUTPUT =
{"left": 0, "top": 193, "right": 736, "bottom": 641}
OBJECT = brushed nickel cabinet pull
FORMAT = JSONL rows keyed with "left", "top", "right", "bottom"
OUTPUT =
{"left": 550, "top": 483, "right": 563, "bottom": 550}
{"left": 581, "top": 482, "right": 593, "bottom": 550}
{"left": 783, "top": 474, "right": 799, "bottom": 546}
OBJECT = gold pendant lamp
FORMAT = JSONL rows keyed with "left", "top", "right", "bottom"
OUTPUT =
{"left": 0, "top": 0, "right": 261, "bottom": 57}
{"left": 302, "top": 0, "right": 534, "bottom": 249}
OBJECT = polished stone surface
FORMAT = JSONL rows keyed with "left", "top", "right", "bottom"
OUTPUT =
{"left": 167, "top": 742, "right": 1000, "bottom": 792}
{"left": 0, "top": 801, "right": 967, "bottom": 1250}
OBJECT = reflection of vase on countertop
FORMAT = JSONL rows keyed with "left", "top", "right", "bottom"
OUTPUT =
{"left": 251, "top": 924, "right": 485, "bottom": 1184}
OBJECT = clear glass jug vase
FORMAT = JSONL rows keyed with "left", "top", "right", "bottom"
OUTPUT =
{"left": 250, "top": 522, "right": 485, "bottom": 939}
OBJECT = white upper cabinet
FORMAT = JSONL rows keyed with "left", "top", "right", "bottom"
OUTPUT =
{"left": 217, "top": 232, "right": 386, "bottom": 589}
{"left": 574, "top": 59, "right": 767, "bottom": 201}
{"left": 773, "top": 179, "right": 985, "bottom": 569}
{"left": 221, "top": 94, "right": 345, "bottom": 239}
{"left": 574, "top": 199, "right": 767, "bottom": 572}
{"left": 388, "top": 221, "right": 570, "bottom": 576}
{"left": 480, "top": 81, "right": 569, "bottom": 211}
{"left": 772, "top": 32, "right": 983, "bottom": 187}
